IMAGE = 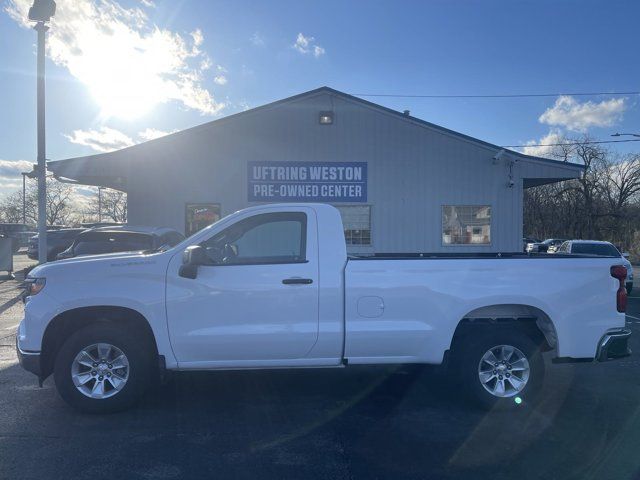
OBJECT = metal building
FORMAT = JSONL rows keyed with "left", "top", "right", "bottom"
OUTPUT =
{"left": 49, "top": 87, "right": 583, "bottom": 254}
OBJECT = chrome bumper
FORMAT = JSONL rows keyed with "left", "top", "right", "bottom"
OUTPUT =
{"left": 596, "top": 328, "right": 632, "bottom": 362}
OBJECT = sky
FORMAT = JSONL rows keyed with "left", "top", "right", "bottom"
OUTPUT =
{"left": 0, "top": 0, "right": 639, "bottom": 198}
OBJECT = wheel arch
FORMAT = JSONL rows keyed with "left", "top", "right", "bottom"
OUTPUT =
{"left": 449, "top": 303, "right": 558, "bottom": 356}
{"left": 40, "top": 306, "right": 159, "bottom": 381}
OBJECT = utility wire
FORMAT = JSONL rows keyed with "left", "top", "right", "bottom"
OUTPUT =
{"left": 502, "top": 139, "right": 640, "bottom": 148}
{"left": 352, "top": 91, "right": 640, "bottom": 99}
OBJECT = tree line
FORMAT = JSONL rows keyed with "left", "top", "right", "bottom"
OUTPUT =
{"left": 524, "top": 136, "right": 640, "bottom": 257}
{"left": 0, "top": 179, "right": 127, "bottom": 226}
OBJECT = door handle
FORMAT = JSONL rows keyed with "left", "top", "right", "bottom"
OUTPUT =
{"left": 282, "top": 278, "right": 313, "bottom": 285}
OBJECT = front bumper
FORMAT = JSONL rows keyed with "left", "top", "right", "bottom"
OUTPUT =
{"left": 16, "top": 334, "right": 41, "bottom": 377}
{"left": 596, "top": 328, "right": 632, "bottom": 362}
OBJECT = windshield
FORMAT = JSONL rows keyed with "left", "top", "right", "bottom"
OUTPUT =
{"left": 572, "top": 243, "right": 620, "bottom": 256}
{"left": 73, "top": 232, "right": 153, "bottom": 256}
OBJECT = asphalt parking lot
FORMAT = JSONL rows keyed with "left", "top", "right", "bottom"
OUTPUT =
{"left": 1, "top": 256, "right": 640, "bottom": 480}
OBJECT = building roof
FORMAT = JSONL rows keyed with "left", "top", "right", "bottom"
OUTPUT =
{"left": 48, "top": 86, "right": 584, "bottom": 190}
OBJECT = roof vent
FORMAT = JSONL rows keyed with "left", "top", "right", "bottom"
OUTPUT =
{"left": 403, "top": 110, "right": 410, "bottom": 116}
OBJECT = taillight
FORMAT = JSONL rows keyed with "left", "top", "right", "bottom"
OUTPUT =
{"left": 611, "top": 265, "right": 627, "bottom": 313}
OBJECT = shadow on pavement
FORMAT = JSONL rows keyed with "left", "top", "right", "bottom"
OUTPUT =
{"left": 1, "top": 342, "right": 640, "bottom": 480}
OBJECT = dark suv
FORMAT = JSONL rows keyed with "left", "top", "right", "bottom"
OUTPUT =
{"left": 27, "top": 229, "right": 86, "bottom": 261}
{"left": 56, "top": 226, "right": 184, "bottom": 260}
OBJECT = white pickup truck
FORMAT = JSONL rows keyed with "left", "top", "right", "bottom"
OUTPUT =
{"left": 17, "top": 203, "right": 631, "bottom": 413}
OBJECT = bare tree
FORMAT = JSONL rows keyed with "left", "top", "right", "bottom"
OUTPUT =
{"left": 524, "top": 136, "right": 640, "bottom": 252}
{"left": 88, "top": 188, "right": 127, "bottom": 223}
{"left": 0, "top": 191, "right": 26, "bottom": 224}
{"left": 0, "top": 178, "right": 75, "bottom": 226}
{"left": 602, "top": 153, "right": 640, "bottom": 215}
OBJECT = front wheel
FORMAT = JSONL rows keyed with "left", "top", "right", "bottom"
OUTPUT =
{"left": 456, "top": 328, "right": 544, "bottom": 409}
{"left": 54, "top": 323, "right": 153, "bottom": 413}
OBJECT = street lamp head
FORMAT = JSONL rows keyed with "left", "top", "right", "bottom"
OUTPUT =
{"left": 28, "top": 0, "right": 56, "bottom": 23}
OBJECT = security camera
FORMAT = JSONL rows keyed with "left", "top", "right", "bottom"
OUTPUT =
{"left": 492, "top": 149, "right": 506, "bottom": 164}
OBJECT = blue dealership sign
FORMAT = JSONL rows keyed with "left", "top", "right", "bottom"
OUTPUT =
{"left": 248, "top": 161, "right": 367, "bottom": 202}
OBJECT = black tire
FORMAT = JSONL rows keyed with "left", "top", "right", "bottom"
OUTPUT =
{"left": 54, "top": 323, "right": 153, "bottom": 413}
{"left": 455, "top": 327, "right": 544, "bottom": 410}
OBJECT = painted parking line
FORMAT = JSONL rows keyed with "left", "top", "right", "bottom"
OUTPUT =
{"left": 626, "top": 314, "right": 640, "bottom": 321}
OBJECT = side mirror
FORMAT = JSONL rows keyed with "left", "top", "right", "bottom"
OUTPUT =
{"left": 179, "top": 245, "right": 207, "bottom": 279}
{"left": 623, "top": 252, "right": 630, "bottom": 259}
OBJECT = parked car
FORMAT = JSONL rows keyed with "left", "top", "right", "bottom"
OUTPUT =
{"left": 27, "top": 229, "right": 86, "bottom": 262}
{"left": 17, "top": 203, "right": 631, "bottom": 413}
{"left": 56, "top": 226, "right": 184, "bottom": 260}
{"left": 556, "top": 240, "right": 633, "bottom": 294}
{"left": 522, "top": 236, "right": 540, "bottom": 252}
{"left": 526, "top": 238, "right": 566, "bottom": 253}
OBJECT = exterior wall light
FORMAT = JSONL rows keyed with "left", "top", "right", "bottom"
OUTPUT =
{"left": 319, "top": 111, "right": 334, "bottom": 125}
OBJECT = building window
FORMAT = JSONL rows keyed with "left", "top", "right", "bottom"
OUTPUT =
{"left": 336, "top": 205, "right": 371, "bottom": 245}
{"left": 442, "top": 205, "right": 491, "bottom": 245}
{"left": 185, "top": 203, "right": 221, "bottom": 236}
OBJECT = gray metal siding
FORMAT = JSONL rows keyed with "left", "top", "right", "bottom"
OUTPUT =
{"left": 124, "top": 91, "right": 578, "bottom": 253}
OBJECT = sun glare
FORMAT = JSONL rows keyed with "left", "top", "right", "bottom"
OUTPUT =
{"left": 71, "top": 27, "right": 174, "bottom": 119}
{"left": 43, "top": 10, "right": 206, "bottom": 120}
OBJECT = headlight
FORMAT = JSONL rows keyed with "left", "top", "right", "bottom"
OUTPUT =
{"left": 24, "top": 277, "right": 46, "bottom": 297}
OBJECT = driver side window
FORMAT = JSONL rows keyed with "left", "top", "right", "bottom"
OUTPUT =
{"left": 200, "top": 212, "right": 307, "bottom": 265}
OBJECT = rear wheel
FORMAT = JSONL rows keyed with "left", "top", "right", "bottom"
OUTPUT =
{"left": 54, "top": 323, "right": 153, "bottom": 413}
{"left": 456, "top": 327, "right": 544, "bottom": 409}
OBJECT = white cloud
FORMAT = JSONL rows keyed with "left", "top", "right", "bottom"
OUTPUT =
{"left": 292, "top": 33, "right": 325, "bottom": 57}
{"left": 250, "top": 32, "right": 265, "bottom": 47}
{"left": 64, "top": 127, "right": 135, "bottom": 153}
{"left": 521, "top": 131, "right": 565, "bottom": 158}
{"left": 191, "top": 28, "right": 204, "bottom": 47}
{"left": 140, "top": 0, "right": 155, "bottom": 7}
{"left": 64, "top": 126, "right": 181, "bottom": 151}
{"left": 138, "top": 128, "right": 177, "bottom": 141}
{"left": 5, "top": 0, "right": 224, "bottom": 118}
{"left": 0, "top": 160, "right": 36, "bottom": 197}
{"left": 200, "top": 57, "right": 212, "bottom": 71}
{"left": 0, "top": 159, "right": 35, "bottom": 178}
{"left": 213, "top": 64, "right": 228, "bottom": 85}
{"left": 539, "top": 96, "right": 626, "bottom": 132}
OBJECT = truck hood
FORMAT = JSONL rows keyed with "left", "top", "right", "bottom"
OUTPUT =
{"left": 28, "top": 250, "right": 167, "bottom": 278}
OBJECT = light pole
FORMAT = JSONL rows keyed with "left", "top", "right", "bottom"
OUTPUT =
{"left": 28, "top": 0, "right": 56, "bottom": 263}
{"left": 611, "top": 133, "right": 640, "bottom": 138}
